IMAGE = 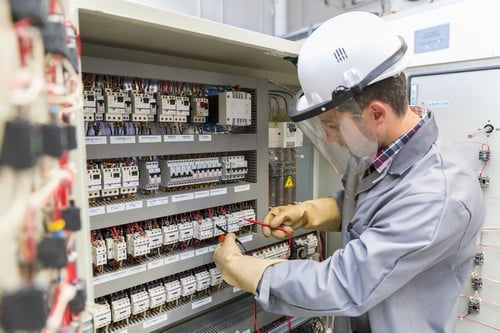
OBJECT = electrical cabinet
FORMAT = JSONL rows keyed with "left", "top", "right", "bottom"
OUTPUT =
{"left": 70, "top": 0, "right": 304, "bottom": 332}
{"left": 407, "top": 59, "right": 500, "bottom": 333}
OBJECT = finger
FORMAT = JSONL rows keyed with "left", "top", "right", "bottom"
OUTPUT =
{"left": 263, "top": 208, "right": 279, "bottom": 225}
{"left": 268, "top": 212, "right": 288, "bottom": 229}
{"left": 262, "top": 225, "right": 272, "bottom": 237}
{"left": 222, "top": 233, "right": 242, "bottom": 252}
{"left": 271, "top": 226, "right": 293, "bottom": 240}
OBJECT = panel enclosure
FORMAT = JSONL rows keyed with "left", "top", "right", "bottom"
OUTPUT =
{"left": 407, "top": 59, "right": 500, "bottom": 333}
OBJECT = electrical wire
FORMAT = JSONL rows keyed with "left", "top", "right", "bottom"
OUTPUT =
{"left": 244, "top": 217, "right": 293, "bottom": 333}
{"left": 243, "top": 217, "right": 293, "bottom": 259}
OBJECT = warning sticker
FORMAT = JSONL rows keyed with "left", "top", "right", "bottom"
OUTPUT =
{"left": 285, "top": 176, "right": 294, "bottom": 188}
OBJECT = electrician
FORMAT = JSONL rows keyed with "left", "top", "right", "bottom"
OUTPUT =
{"left": 214, "top": 11, "right": 484, "bottom": 333}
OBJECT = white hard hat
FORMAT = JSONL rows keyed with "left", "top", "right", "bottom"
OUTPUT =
{"left": 289, "top": 11, "right": 410, "bottom": 122}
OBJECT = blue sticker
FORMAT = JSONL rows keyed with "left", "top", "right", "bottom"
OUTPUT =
{"left": 414, "top": 23, "right": 450, "bottom": 54}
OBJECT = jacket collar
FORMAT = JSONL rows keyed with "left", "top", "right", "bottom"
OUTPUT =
{"left": 387, "top": 113, "right": 438, "bottom": 176}
{"left": 355, "top": 114, "right": 438, "bottom": 196}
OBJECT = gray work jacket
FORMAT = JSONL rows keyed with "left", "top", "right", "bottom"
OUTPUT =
{"left": 256, "top": 114, "right": 485, "bottom": 333}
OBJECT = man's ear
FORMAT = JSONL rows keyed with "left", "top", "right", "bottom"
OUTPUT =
{"left": 366, "top": 100, "right": 389, "bottom": 124}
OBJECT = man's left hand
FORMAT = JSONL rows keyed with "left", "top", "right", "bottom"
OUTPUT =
{"left": 213, "top": 233, "right": 286, "bottom": 294}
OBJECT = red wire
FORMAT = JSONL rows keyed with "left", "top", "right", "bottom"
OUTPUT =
{"left": 253, "top": 300, "right": 261, "bottom": 333}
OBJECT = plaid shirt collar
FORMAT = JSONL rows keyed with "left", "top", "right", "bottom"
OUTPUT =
{"left": 370, "top": 116, "right": 427, "bottom": 174}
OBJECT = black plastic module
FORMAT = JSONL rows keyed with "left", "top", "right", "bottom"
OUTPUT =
{"left": 0, "top": 120, "right": 39, "bottom": 169}
{"left": 0, "top": 287, "right": 48, "bottom": 331}
{"left": 37, "top": 236, "right": 68, "bottom": 268}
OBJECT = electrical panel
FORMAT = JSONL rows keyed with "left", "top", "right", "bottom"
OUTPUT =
{"left": 408, "top": 63, "right": 500, "bottom": 333}
{"left": 80, "top": 67, "right": 295, "bottom": 332}
{"left": 0, "top": 2, "right": 87, "bottom": 332}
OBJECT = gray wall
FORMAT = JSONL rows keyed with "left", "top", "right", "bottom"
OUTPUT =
{"left": 129, "top": 0, "right": 451, "bottom": 37}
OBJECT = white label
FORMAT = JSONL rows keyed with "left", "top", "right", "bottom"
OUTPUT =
{"left": 138, "top": 135, "right": 161, "bottom": 143}
{"left": 239, "top": 235, "right": 253, "bottom": 243}
{"left": 93, "top": 265, "right": 146, "bottom": 285}
{"left": 171, "top": 193, "right": 194, "bottom": 202}
{"left": 192, "top": 296, "right": 212, "bottom": 309}
{"left": 143, "top": 313, "right": 168, "bottom": 329}
{"left": 210, "top": 188, "right": 227, "bottom": 196}
{"left": 234, "top": 184, "right": 250, "bottom": 192}
{"left": 85, "top": 136, "right": 107, "bottom": 145}
{"left": 106, "top": 203, "right": 125, "bottom": 214}
{"left": 89, "top": 206, "right": 105, "bottom": 216}
{"left": 179, "top": 250, "right": 195, "bottom": 261}
{"left": 194, "top": 190, "right": 210, "bottom": 199}
{"left": 147, "top": 258, "right": 165, "bottom": 270}
{"left": 146, "top": 197, "right": 168, "bottom": 207}
{"left": 163, "top": 135, "right": 194, "bottom": 142}
{"left": 198, "top": 135, "right": 212, "bottom": 142}
{"left": 164, "top": 254, "right": 180, "bottom": 265}
{"left": 208, "top": 245, "right": 218, "bottom": 253}
{"left": 110, "top": 136, "right": 136, "bottom": 144}
{"left": 233, "top": 287, "right": 241, "bottom": 293}
{"left": 427, "top": 100, "right": 449, "bottom": 108}
{"left": 125, "top": 200, "right": 143, "bottom": 210}
{"left": 195, "top": 247, "right": 209, "bottom": 256}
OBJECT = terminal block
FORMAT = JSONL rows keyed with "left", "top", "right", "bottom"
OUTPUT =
{"left": 221, "top": 155, "right": 248, "bottom": 181}
{"left": 104, "top": 89, "right": 126, "bottom": 122}
{"left": 163, "top": 224, "right": 179, "bottom": 246}
{"left": 180, "top": 275, "right": 196, "bottom": 297}
{"left": 139, "top": 160, "right": 161, "bottom": 193}
{"left": 209, "top": 267, "right": 223, "bottom": 287}
{"left": 126, "top": 232, "right": 150, "bottom": 257}
{"left": 130, "top": 91, "right": 156, "bottom": 122}
{"left": 195, "top": 271, "right": 211, "bottom": 292}
{"left": 83, "top": 89, "right": 97, "bottom": 121}
{"left": 156, "top": 93, "right": 177, "bottom": 123}
{"left": 91, "top": 302, "right": 111, "bottom": 329}
{"left": 91, "top": 240, "right": 107, "bottom": 267}
{"left": 101, "top": 166, "right": 121, "bottom": 199}
{"left": 148, "top": 284, "right": 166, "bottom": 309}
{"left": 146, "top": 227, "right": 163, "bottom": 251}
{"left": 165, "top": 280, "right": 182, "bottom": 303}
{"left": 87, "top": 168, "right": 102, "bottom": 199}
{"left": 178, "top": 221, "right": 194, "bottom": 243}
{"left": 130, "top": 290, "right": 150, "bottom": 315}
{"left": 120, "top": 164, "right": 139, "bottom": 197}
{"left": 110, "top": 296, "right": 131, "bottom": 323}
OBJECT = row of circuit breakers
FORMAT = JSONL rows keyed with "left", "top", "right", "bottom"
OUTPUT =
{"left": 87, "top": 154, "right": 248, "bottom": 200}
{"left": 91, "top": 233, "right": 319, "bottom": 331}
{"left": 83, "top": 87, "right": 252, "bottom": 127}
{"left": 90, "top": 203, "right": 257, "bottom": 271}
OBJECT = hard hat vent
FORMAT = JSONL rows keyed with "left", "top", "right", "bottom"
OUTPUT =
{"left": 333, "top": 48, "right": 348, "bottom": 63}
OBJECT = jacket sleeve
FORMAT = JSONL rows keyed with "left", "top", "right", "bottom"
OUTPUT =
{"left": 255, "top": 194, "right": 472, "bottom": 317}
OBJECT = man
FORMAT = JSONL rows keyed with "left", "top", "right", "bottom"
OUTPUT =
{"left": 213, "top": 11, "right": 484, "bottom": 333}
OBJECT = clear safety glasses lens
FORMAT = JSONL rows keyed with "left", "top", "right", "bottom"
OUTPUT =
{"left": 295, "top": 97, "right": 378, "bottom": 176}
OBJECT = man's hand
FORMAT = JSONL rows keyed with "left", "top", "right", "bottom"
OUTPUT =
{"left": 263, "top": 198, "right": 342, "bottom": 239}
{"left": 213, "top": 233, "right": 285, "bottom": 294}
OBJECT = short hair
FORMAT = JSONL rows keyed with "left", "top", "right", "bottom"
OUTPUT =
{"left": 354, "top": 72, "right": 408, "bottom": 117}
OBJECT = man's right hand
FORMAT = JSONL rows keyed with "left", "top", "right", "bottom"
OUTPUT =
{"left": 262, "top": 198, "right": 342, "bottom": 239}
